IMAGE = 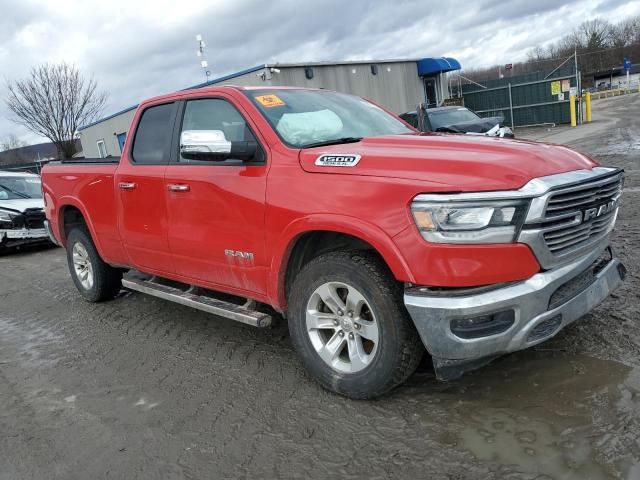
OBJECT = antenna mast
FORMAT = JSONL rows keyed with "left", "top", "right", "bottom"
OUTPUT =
{"left": 196, "top": 34, "right": 211, "bottom": 83}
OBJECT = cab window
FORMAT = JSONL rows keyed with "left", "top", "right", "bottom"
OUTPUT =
{"left": 131, "top": 102, "right": 176, "bottom": 164}
{"left": 178, "top": 99, "right": 264, "bottom": 164}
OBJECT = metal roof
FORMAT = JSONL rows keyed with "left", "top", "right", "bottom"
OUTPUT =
{"left": 264, "top": 58, "right": 420, "bottom": 68}
{"left": 185, "top": 64, "right": 267, "bottom": 90}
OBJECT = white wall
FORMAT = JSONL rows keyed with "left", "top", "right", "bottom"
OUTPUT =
{"left": 79, "top": 108, "right": 136, "bottom": 158}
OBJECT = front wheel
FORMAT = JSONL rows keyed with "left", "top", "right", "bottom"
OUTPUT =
{"left": 288, "top": 251, "right": 423, "bottom": 399}
{"left": 66, "top": 227, "right": 122, "bottom": 302}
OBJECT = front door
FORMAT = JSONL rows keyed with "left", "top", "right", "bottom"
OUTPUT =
{"left": 116, "top": 101, "right": 177, "bottom": 274}
{"left": 424, "top": 77, "right": 437, "bottom": 107}
{"left": 164, "top": 97, "right": 268, "bottom": 296}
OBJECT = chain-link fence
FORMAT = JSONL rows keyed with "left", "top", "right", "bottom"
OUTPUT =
{"left": 458, "top": 64, "right": 578, "bottom": 127}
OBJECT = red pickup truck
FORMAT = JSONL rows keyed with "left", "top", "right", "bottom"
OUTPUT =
{"left": 42, "top": 86, "right": 625, "bottom": 398}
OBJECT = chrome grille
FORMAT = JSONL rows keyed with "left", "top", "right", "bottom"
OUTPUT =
{"left": 540, "top": 173, "right": 622, "bottom": 257}
{"left": 543, "top": 210, "right": 615, "bottom": 254}
{"left": 545, "top": 175, "right": 622, "bottom": 218}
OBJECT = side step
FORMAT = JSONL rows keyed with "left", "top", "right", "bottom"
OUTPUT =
{"left": 121, "top": 277, "right": 272, "bottom": 327}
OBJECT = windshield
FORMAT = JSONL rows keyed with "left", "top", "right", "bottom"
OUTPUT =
{"left": 245, "top": 89, "right": 412, "bottom": 147}
{"left": 427, "top": 108, "right": 481, "bottom": 130}
{"left": 0, "top": 176, "right": 42, "bottom": 200}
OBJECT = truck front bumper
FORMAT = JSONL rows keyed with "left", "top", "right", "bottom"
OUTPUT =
{"left": 404, "top": 246, "right": 626, "bottom": 380}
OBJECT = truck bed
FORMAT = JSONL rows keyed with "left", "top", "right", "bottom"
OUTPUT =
{"left": 41, "top": 161, "right": 123, "bottom": 264}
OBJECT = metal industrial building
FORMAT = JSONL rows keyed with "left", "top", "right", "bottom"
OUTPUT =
{"left": 79, "top": 57, "right": 461, "bottom": 158}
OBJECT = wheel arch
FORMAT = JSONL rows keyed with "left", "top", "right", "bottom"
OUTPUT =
{"left": 269, "top": 215, "right": 414, "bottom": 312}
{"left": 56, "top": 199, "right": 104, "bottom": 255}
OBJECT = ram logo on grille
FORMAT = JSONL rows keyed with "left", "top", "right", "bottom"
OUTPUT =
{"left": 581, "top": 199, "right": 618, "bottom": 223}
{"left": 315, "top": 154, "right": 361, "bottom": 167}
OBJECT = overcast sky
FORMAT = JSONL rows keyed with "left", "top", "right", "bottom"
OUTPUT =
{"left": 0, "top": 0, "right": 638, "bottom": 145}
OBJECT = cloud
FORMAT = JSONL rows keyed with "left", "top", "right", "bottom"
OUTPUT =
{"left": 0, "top": 0, "right": 638, "bottom": 146}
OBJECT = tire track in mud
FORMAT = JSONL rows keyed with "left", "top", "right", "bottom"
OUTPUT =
{"left": 2, "top": 248, "right": 638, "bottom": 479}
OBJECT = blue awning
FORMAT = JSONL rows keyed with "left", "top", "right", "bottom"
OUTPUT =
{"left": 416, "top": 57, "right": 461, "bottom": 76}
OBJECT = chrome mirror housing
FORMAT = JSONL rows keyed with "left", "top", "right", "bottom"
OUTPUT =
{"left": 180, "top": 130, "right": 231, "bottom": 157}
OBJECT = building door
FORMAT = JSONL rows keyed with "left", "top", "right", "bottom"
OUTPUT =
{"left": 424, "top": 77, "right": 437, "bottom": 107}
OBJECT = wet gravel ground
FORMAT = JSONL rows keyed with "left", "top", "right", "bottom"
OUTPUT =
{"left": 1, "top": 94, "right": 639, "bottom": 479}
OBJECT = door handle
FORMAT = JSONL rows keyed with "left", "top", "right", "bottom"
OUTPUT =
{"left": 118, "top": 182, "right": 137, "bottom": 190}
{"left": 167, "top": 184, "right": 190, "bottom": 192}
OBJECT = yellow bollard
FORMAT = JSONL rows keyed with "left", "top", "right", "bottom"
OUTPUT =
{"left": 570, "top": 95, "right": 576, "bottom": 127}
{"left": 585, "top": 92, "right": 592, "bottom": 123}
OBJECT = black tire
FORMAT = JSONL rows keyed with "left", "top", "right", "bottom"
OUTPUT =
{"left": 288, "top": 250, "right": 423, "bottom": 399}
{"left": 66, "top": 227, "right": 122, "bottom": 302}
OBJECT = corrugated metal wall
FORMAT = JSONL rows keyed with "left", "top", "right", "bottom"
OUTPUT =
{"left": 266, "top": 63, "right": 425, "bottom": 114}
{"left": 460, "top": 65, "right": 577, "bottom": 127}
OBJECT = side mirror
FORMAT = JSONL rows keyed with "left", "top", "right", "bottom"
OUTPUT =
{"left": 180, "top": 130, "right": 257, "bottom": 161}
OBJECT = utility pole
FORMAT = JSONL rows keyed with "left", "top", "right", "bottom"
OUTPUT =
{"left": 196, "top": 34, "right": 211, "bottom": 84}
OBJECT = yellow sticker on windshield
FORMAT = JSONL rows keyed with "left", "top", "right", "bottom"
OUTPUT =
{"left": 255, "top": 94, "right": 285, "bottom": 108}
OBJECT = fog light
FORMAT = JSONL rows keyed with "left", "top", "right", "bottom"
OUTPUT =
{"left": 617, "top": 263, "right": 627, "bottom": 281}
{"left": 450, "top": 310, "right": 515, "bottom": 339}
{"left": 528, "top": 314, "right": 562, "bottom": 342}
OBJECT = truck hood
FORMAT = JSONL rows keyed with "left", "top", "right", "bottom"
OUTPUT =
{"left": 0, "top": 198, "right": 44, "bottom": 213}
{"left": 299, "top": 134, "right": 597, "bottom": 192}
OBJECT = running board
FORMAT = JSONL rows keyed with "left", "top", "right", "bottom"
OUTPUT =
{"left": 121, "top": 277, "right": 271, "bottom": 327}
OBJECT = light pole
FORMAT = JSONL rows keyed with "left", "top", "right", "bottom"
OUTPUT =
{"left": 196, "top": 34, "right": 211, "bottom": 84}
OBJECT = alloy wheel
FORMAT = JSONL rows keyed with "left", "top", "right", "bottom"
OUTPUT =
{"left": 305, "top": 281, "right": 379, "bottom": 373}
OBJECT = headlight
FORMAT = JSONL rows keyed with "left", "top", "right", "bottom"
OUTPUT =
{"left": 0, "top": 209, "right": 18, "bottom": 222}
{"left": 411, "top": 199, "right": 529, "bottom": 244}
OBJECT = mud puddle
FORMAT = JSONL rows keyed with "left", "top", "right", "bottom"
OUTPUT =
{"left": 412, "top": 352, "right": 640, "bottom": 479}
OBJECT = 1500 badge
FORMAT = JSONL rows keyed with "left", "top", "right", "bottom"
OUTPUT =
{"left": 315, "top": 154, "right": 361, "bottom": 167}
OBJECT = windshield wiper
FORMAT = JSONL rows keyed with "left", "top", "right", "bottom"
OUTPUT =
{"left": 0, "top": 183, "right": 30, "bottom": 199}
{"left": 302, "top": 137, "right": 363, "bottom": 148}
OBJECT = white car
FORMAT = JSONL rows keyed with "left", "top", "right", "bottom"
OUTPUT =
{"left": 0, "top": 171, "right": 51, "bottom": 252}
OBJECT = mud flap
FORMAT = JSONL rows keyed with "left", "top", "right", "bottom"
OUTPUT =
{"left": 432, "top": 354, "right": 501, "bottom": 381}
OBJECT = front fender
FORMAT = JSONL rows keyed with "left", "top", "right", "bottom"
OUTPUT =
{"left": 267, "top": 213, "right": 414, "bottom": 310}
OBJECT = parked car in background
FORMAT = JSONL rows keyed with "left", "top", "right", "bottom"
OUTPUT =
{"left": 0, "top": 171, "right": 51, "bottom": 253}
{"left": 400, "top": 106, "right": 514, "bottom": 138}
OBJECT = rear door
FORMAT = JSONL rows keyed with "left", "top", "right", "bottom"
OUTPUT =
{"left": 164, "top": 96, "right": 269, "bottom": 295}
{"left": 116, "top": 101, "right": 178, "bottom": 274}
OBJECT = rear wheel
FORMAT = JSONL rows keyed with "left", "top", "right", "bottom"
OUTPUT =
{"left": 288, "top": 250, "right": 423, "bottom": 399}
{"left": 66, "top": 228, "right": 122, "bottom": 302}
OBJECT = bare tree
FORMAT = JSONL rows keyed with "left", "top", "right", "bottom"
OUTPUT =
{"left": 610, "top": 16, "right": 640, "bottom": 47}
{"left": 578, "top": 19, "right": 611, "bottom": 50}
{"left": 462, "top": 15, "right": 640, "bottom": 87}
{"left": 5, "top": 63, "right": 107, "bottom": 159}
{"left": 0, "top": 133, "right": 27, "bottom": 152}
